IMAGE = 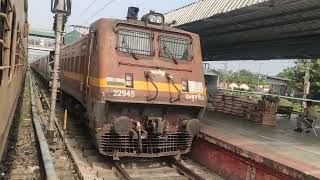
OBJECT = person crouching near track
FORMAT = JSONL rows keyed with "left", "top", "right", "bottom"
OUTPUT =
{"left": 294, "top": 101, "right": 318, "bottom": 133}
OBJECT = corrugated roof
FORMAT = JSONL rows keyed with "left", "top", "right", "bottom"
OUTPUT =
{"left": 164, "top": 0, "right": 320, "bottom": 60}
{"left": 165, "top": 0, "right": 269, "bottom": 26}
{"left": 29, "top": 29, "right": 55, "bottom": 38}
{"left": 63, "top": 30, "right": 82, "bottom": 45}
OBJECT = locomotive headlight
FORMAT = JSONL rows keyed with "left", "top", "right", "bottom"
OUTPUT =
{"left": 155, "top": 16, "right": 163, "bottom": 24}
{"left": 148, "top": 14, "right": 156, "bottom": 23}
{"left": 142, "top": 11, "right": 165, "bottom": 25}
{"left": 181, "top": 80, "right": 188, "bottom": 92}
{"left": 125, "top": 73, "right": 133, "bottom": 88}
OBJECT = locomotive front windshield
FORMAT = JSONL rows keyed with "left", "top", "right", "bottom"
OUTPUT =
{"left": 159, "top": 36, "right": 190, "bottom": 60}
{"left": 118, "top": 29, "right": 153, "bottom": 56}
{"left": 117, "top": 28, "right": 192, "bottom": 61}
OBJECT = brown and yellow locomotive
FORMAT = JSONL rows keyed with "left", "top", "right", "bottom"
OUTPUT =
{"left": 0, "top": 0, "right": 28, "bottom": 160}
{"left": 33, "top": 8, "right": 206, "bottom": 159}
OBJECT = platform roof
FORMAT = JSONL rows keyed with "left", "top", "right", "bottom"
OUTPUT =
{"left": 165, "top": 0, "right": 320, "bottom": 60}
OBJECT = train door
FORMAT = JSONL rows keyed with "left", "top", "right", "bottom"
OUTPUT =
{"left": 82, "top": 32, "right": 95, "bottom": 103}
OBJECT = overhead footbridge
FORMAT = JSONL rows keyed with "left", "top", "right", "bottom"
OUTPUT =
{"left": 164, "top": 0, "right": 320, "bottom": 60}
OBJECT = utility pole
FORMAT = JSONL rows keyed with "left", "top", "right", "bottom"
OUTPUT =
{"left": 303, "top": 59, "right": 311, "bottom": 109}
{"left": 257, "top": 63, "right": 262, "bottom": 87}
{"left": 224, "top": 62, "right": 228, "bottom": 88}
{"left": 48, "top": 0, "right": 71, "bottom": 142}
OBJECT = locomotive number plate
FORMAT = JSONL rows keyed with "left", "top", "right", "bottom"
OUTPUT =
{"left": 112, "top": 90, "right": 135, "bottom": 97}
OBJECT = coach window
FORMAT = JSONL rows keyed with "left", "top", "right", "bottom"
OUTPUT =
{"left": 80, "top": 55, "right": 84, "bottom": 74}
{"left": 71, "top": 57, "right": 75, "bottom": 72}
{"left": 69, "top": 58, "right": 72, "bottom": 72}
{"left": 15, "top": 32, "right": 21, "bottom": 76}
{"left": 73, "top": 57, "right": 76, "bottom": 72}
{"left": 61, "top": 58, "right": 64, "bottom": 70}
{"left": 73, "top": 57, "right": 77, "bottom": 72}
{"left": 63, "top": 58, "right": 66, "bottom": 71}
{"left": 0, "top": 4, "right": 4, "bottom": 86}
{"left": 65, "top": 58, "right": 68, "bottom": 71}
{"left": 75, "top": 56, "right": 80, "bottom": 73}
{"left": 63, "top": 58, "right": 67, "bottom": 71}
{"left": 8, "top": 9, "right": 16, "bottom": 81}
{"left": 64, "top": 58, "right": 67, "bottom": 71}
{"left": 66, "top": 58, "right": 70, "bottom": 71}
{"left": 68, "top": 58, "right": 72, "bottom": 72}
{"left": 66, "top": 58, "right": 69, "bottom": 71}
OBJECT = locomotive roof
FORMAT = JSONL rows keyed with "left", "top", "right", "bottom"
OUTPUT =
{"left": 62, "top": 17, "right": 198, "bottom": 49}
{"left": 91, "top": 18, "right": 196, "bottom": 36}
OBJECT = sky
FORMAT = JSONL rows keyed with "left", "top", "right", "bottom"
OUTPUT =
{"left": 207, "top": 60, "right": 296, "bottom": 76}
{"left": 28, "top": 0, "right": 195, "bottom": 29}
{"left": 28, "top": 0, "right": 296, "bottom": 75}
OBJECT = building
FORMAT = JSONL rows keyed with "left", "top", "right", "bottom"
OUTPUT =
{"left": 266, "top": 76, "right": 290, "bottom": 96}
{"left": 203, "top": 63, "right": 220, "bottom": 93}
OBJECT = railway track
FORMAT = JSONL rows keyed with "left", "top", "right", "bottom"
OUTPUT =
{"left": 31, "top": 72, "right": 222, "bottom": 180}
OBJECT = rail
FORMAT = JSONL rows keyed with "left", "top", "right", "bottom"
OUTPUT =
{"left": 112, "top": 161, "right": 132, "bottom": 180}
{"left": 167, "top": 157, "right": 205, "bottom": 180}
{"left": 29, "top": 73, "right": 58, "bottom": 180}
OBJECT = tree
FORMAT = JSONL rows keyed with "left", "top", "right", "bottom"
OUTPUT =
{"left": 221, "top": 69, "right": 267, "bottom": 87}
{"left": 278, "top": 59, "right": 320, "bottom": 99}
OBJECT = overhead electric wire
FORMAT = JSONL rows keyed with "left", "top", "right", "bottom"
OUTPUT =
{"left": 85, "top": 0, "right": 117, "bottom": 23}
{"left": 80, "top": 0, "right": 98, "bottom": 15}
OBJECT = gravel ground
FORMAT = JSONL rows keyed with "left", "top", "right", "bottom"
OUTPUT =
{"left": 0, "top": 77, "right": 41, "bottom": 180}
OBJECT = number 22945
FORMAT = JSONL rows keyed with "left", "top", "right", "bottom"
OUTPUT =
{"left": 112, "top": 90, "right": 135, "bottom": 97}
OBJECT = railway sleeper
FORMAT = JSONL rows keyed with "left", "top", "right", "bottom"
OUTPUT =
{"left": 82, "top": 149, "right": 97, "bottom": 158}
{"left": 96, "top": 168, "right": 116, "bottom": 179}
{"left": 78, "top": 143, "right": 95, "bottom": 151}
{"left": 91, "top": 161, "right": 112, "bottom": 170}
{"left": 132, "top": 175, "right": 188, "bottom": 180}
{"left": 126, "top": 167, "right": 181, "bottom": 176}
{"left": 86, "top": 155, "right": 104, "bottom": 164}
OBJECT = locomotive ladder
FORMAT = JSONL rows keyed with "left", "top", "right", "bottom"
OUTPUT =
{"left": 0, "top": 0, "right": 13, "bottom": 71}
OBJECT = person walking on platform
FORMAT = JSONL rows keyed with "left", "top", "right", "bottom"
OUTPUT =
{"left": 294, "top": 101, "right": 318, "bottom": 133}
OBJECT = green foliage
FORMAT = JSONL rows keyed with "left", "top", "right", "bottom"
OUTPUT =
{"left": 278, "top": 59, "right": 320, "bottom": 99}
{"left": 221, "top": 69, "right": 267, "bottom": 86}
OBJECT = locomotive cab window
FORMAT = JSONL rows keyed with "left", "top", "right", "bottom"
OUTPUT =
{"left": 117, "top": 29, "right": 153, "bottom": 56}
{"left": 159, "top": 35, "right": 191, "bottom": 61}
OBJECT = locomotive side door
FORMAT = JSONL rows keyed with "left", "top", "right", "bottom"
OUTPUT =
{"left": 82, "top": 32, "right": 95, "bottom": 103}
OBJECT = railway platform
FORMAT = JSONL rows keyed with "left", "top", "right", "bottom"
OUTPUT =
{"left": 190, "top": 111, "right": 320, "bottom": 180}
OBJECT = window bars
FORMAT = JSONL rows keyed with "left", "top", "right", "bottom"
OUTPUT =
{"left": 160, "top": 36, "right": 190, "bottom": 60}
{"left": 0, "top": 0, "right": 13, "bottom": 85}
{"left": 118, "top": 29, "right": 153, "bottom": 56}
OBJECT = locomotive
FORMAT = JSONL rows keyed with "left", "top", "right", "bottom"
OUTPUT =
{"left": 31, "top": 7, "right": 206, "bottom": 159}
{"left": 0, "top": 0, "right": 29, "bottom": 160}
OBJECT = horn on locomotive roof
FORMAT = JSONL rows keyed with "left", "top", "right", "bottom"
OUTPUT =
{"left": 127, "top": 7, "right": 139, "bottom": 20}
